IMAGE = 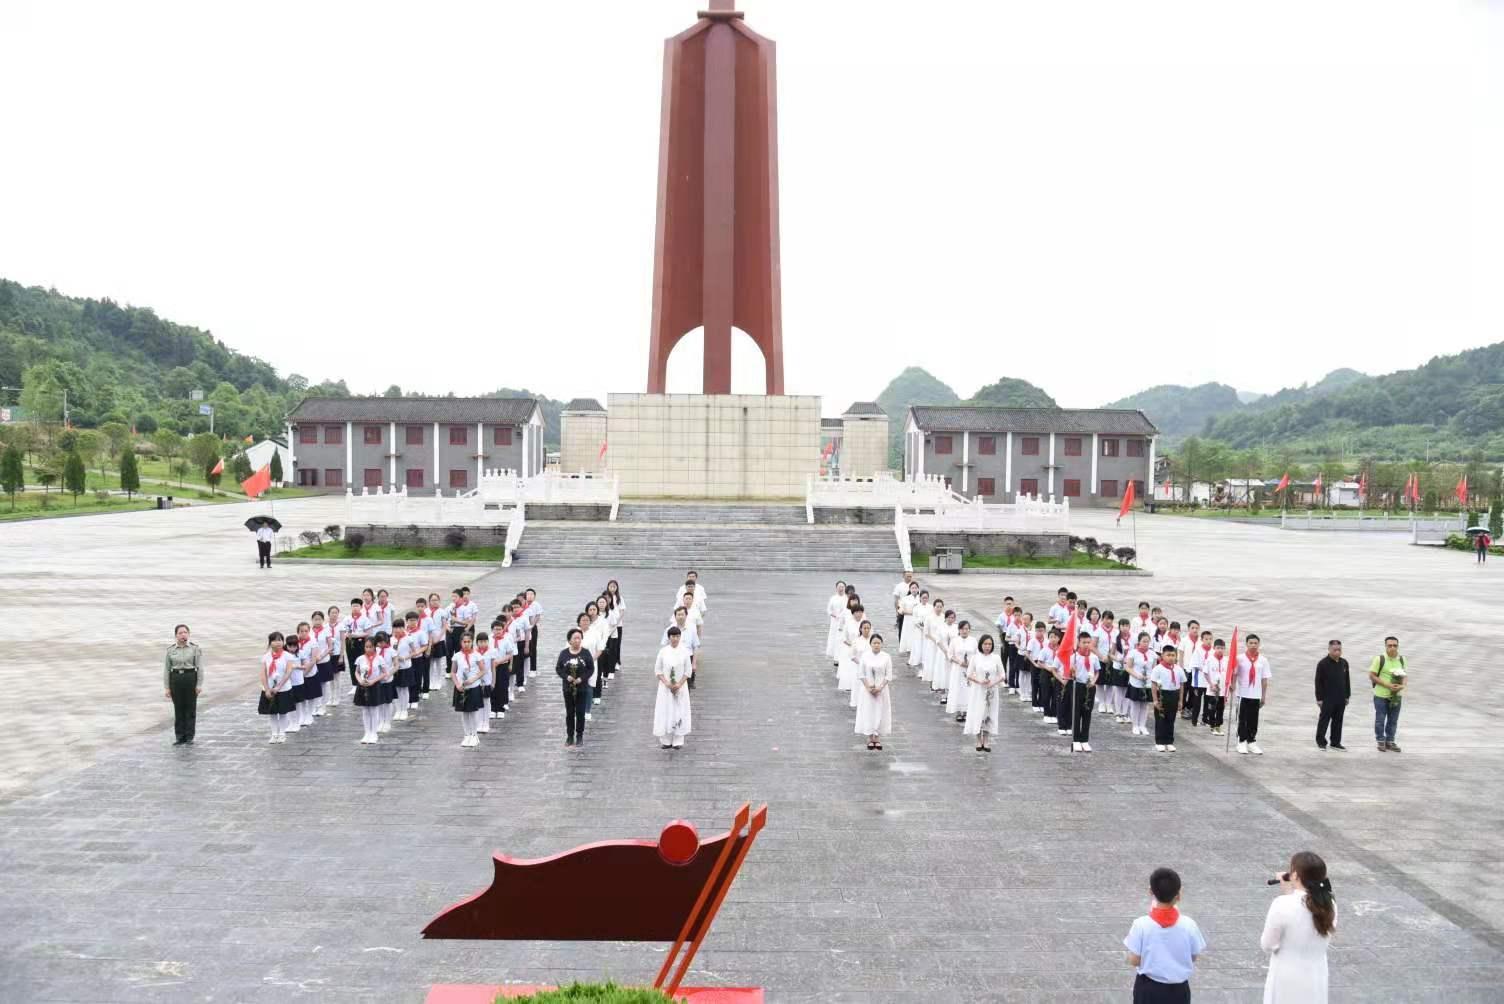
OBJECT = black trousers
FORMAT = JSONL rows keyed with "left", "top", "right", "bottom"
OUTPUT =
{"left": 417, "top": 653, "right": 432, "bottom": 694}
{"left": 1155, "top": 699, "right": 1178, "bottom": 745}
{"left": 169, "top": 671, "right": 198, "bottom": 741}
{"left": 1316, "top": 699, "right": 1345, "bottom": 746}
{"left": 490, "top": 668, "right": 509, "bottom": 713}
{"left": 256, "top": 540, "right": 272, "bottom": 567}
{"left": 529, "top": 626, "right": 540, "bottom": 678}
{"left": 1031, "top": 667, "right": 1046, "bottom": 709}
{"left": 1042, "top": 675, "right": 1058, "bottom": 718}
{"left": 408, "top": 655, "right": 426, "bottom": 705}
{"left": 1133, "top": 973, "right": 1190, "bottom": 1004}
{"left": 1238, "top": 697, "right": 1262, "bottom": 742}
{"left": 1203, "top": 694, "right": 1225, "bottom": 729}
{"left": 563, "top": 684, "right": 587, "bottom": 740}
{"left": 1185, "top": 686, "right": 1205, "bottom": 725}
{"left": 1068, "top": 681, "right": 1093, "bottom": 741}
{"left": 346, "top": 638, "right": 362, "bottom": 685}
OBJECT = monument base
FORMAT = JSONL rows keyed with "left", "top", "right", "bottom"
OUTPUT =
{"left": 607, "top": 394, "right": 820, "bottom": 501}
{"left": 426, "top": 985, "right": 763, "bottom": 1003}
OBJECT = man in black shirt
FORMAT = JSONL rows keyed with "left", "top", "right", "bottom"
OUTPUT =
{"left": 1314, "top": 639, "right": 1350, "bottom": 751}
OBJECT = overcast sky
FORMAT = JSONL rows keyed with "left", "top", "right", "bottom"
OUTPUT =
{"left": 2, "top": 1, "right": 1501, "bottom": 411}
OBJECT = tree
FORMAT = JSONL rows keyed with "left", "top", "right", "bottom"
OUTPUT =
{"left": 230, "top": 451, "right": 252, "bottom": 484}
{"left": 270, "top": 450, "right": 283, "bottom": 484}
{"left": 63, "top": 450, "right": 86, "bottom": 503}
{"left": 135, "top": 413, "right": 158, "bottom": 434}
{"left": 383, "top": 384, "right": 404, "bottom": 398}
{"left": 36, "top": 469, "right": 57, "bottom": 494}
{"left": 152, "top": 429, "right": 184, "bottom": 480}
{"left": 186, "top": 433, "right": 222, "bottom": 479}
{"left": 100, "top": 422, "right": 131, "bottom": 464}
{"left": 74, "top": 430, "right": 104, "bottom": 483}
{"left": 0, "top": 444, "right": 23, "bottom": 510}
{"left": 119, "top": 447, "right": 141, "bottom": 499}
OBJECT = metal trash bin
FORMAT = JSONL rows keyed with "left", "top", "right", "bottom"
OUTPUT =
{"left": 155, "top": 496, "right": 165, "bottom": 510}
{"left": 930, "top": 546, "right": 965, "bottom": 573}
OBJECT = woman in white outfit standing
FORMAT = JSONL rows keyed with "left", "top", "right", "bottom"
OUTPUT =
{"left": 854, "top": 633, "right": 893, "bottom": 750}
{"left": 654, "top": 627, "right": 694, "bottom": 750}
{"left": 963, "top": 634, "right": 1004, "bottom": 753}
{"left": 1260, "top": 850, "right": 1334, "bottom": 1004}
{"left": 897, "top": 582, "right": 920, "bottom": 656}
{"left": 824, "top": 582, "right": 847, "bottom": 665}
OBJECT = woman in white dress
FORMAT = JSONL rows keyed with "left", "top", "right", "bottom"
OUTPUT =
{"left": 919, "top": 597, "right": 944, "bottom": 686}
{"left": 824, "top": 582, "right": 847, "bottom": 664}
{"left": 897, "top": 582, "right": 921, "bottom": 655}
{"left": 854, "top": 633, "right": 893, "bottom": 750}
{"left": 963, "top": 634, "right": 1004, "bottom": 752}
{"left": 653, "top": 626, "right": 694, "bottom": 750}
{"left": 907, "top": 590, "right": 930, "bottom": 676}
{"left": 1261, "top": 851, "right": 1334, "bottom": 1004}
{"left": 927, "top": 606, "right": 956, "bottom": 699}
{"left": 945, "top": 620, "right": 977, "bottom": 720}
{"left": 844, "top": 618, "right": 874, "bottom": 707}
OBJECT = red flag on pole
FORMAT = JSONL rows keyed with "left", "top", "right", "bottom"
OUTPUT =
{"left": 1358, "top": 470, "right": 1368, "bottom": 503}
{"left": 599, "top": 441, "right": 608, "bottom": 461}
{"left": 1456, "top": 475, "right": 1468, "bottom": 507}
{"left": 1274, "top": 472, "right": 1290, "bottom": 495}
{"left": 1057, "top": 611, "right": 1078, "bottom": 681}
{"left": 241, "top": 464, "right": 272, "bottom": 499}
{"left": 1224, "top": 626, "right": 1240, "bottom": 693}
{"left": 1116, "top": 479, "right": 1136, "bottom": 524}
{"left": 210, "top": 458, "right": 224, "bottom": 477}
{"left": 1312, "top": 472, "right": 1323, "bottom": 499}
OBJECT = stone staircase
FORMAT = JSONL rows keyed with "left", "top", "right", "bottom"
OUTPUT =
{"left": 512, "top": 522, "right": 901, "bottom": 570}
{"left": 614, "top": 502, "right": 808, "bottom": 525}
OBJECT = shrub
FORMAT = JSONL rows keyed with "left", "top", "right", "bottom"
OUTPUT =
{"left": 1097, "top": 542, "right": 1114, "bottom": 560}
{"left": 1005, "top": 538, "right": 1023, "bottom": 558}
{"left": 94, "top": 490, "right": 111, "bottom": 502}
{"left": 1020, "top": 538, "right": 1040, "bottom": 559}
{"left": 1113, "top": 546, "right": 1137, "bottom": 566}
{"left": 299, "top": 530, "right": 323, "bottom": 548}
{"left": 444, "top": 527, "right": 467, "bottom": 550}
{"left": 323, "top": 524, "right": 342, "bottom": 543}
{"left": 1082, "top": 536, "right": 1098, "bottom": 554}
{"left": 1068, "top": 535, "right": 1084, "bottom": 551}
{"left": 344, "top": 531, "right": 367, "bottom": 553}
{"left": 504, "top": 982, "right": 675, "bottom": 1003}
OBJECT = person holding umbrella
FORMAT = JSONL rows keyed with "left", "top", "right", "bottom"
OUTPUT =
{"left": 246, "top": 515, "right": 282, "bottom": 568}
{"left": 1471, "top": 527, "right": 1492, "bottom": 564}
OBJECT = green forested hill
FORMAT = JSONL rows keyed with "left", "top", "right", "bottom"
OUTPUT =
{"left": 873, "top": 368, "right": 1060, "bottom": 466}
{"left": 1104, "top": 382, "right": 1242, "bottom": 442}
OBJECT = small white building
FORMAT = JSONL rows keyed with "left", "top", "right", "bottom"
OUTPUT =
{"left": 1155, "top": 480, "right": 1212, "bottom": 504}
{"left": 1325, "top": 481, "right": 1363, "bottom": 507}
{"left": 246, "top": 439, "right": 293, "bottom": 485}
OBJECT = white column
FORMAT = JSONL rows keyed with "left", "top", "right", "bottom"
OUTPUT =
{"left": 285, "top": 423, "right": 295, "bottom": 479}
{"left": 960, "top": 431, "right": 970, "bottom": 494}
{"left": 1091, "top": 432, "right": 1099, "bottom": 496}
{"left": 345, "top": 421, "right": 353, "bottom": 488}
{"left": 1047, "top": 432, "right": 1056, "bottom": 497}
{"left": 433, "top": 421, "right": 440, "bottom": 493}
{"left": 476, "top": 422, "right": 484, "bottom": 486}
{"left": 389, "top": 421, "right": 397, "bottom": 489}
{"left": 916, "top": 432, "right": 925, "bottom": 478}
{"left": 522, "top": 423, "right": 531, "bottom": 478}
{"left": 1148, "top": 435, "right": 1158, "bottom": 495}
{"left": 1004, "top": 431, "right": 1013, "bottom": 497}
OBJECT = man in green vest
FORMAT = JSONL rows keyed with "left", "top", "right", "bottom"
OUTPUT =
{"left": 1367, "top": 635, "right": 1407, "bottom": 753}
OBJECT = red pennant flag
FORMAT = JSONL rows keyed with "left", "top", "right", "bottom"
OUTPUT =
{"left": 1116, "top": 479, "right": 1136, "bottom": 524}
{"left": 210, "top": 458, "right": 224, "bottom": 477}
{"left": 1358, "top": 470, "right": 1368, "bottom": 502}
{"left": 241, "top": 464, "right": 272, "bottom": 499}
{"left": 1224, "top": 627, "right": 1240, "bottom": 693}
{"left": 1312, "top": 472, "right": 1323, "bottom": 497}
{"left": 1274, "top": 472, "right": 1290, "bottom": 494}
{"left": 1456, "top": 475, "right": 1468, "bottom": 507}
{"left": 598, "top": 440, "right": 608, "bottom": 461}
{"left": 1057, "top": 611, "right": 1078, "bottom": 683}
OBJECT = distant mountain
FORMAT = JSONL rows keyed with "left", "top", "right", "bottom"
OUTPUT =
{"left": 966, "top": 377, "right": 1058, "bottom": 409}
{"left": 486, "top": 387, "right": 561, "bottom": 447}
{"left": 1236, "top": 389, "right": 1265, "bottom": 404}
{"left": 1104, "top": 382, "right": 1241, "bottom": 442}
{"left": 1204, "top": 347, "right": 1504, "bottom": 459}
{"left": 875, "top": 367, "right": 960, "bottom": 466}
{"left": 1240, "top": 367, "right": 1368, "bottom": 414}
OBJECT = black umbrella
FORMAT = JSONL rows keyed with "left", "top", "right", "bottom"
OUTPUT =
{"left": 1464, "top": 526, "right": 1490, "bottom": 536}
{"left": 245, "top": 515, "right": 283, "bottom": 532}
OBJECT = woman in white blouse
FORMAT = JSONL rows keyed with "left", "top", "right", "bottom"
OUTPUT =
{"left": 1260, "top": 850, "right": 1335, "bottom": 1003}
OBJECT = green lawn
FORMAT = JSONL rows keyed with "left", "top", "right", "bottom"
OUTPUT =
{"left": 0, "top": 491, "right": 159, "bottom": 522}
{"left": 502, "top": 984, "right": 674, "bottom": 1004}
{"left": 912, "top": 550, "right": 1129, "bottom": 570}
{"left": 281, "top": 542, "right": 507, "bottom": 563}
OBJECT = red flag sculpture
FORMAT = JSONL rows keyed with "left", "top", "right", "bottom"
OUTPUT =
{"left": 1358, "top": 470, "right": 1368, "bottom": 504}
{"left": 423, "top": 804, "right": 768, "bottom": 1002}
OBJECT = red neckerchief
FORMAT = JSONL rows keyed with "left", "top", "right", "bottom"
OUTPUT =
{"left": 1158, "top": 658, "right": 1178, "bottom": 687}
{"left": 1150, "top": 906, "right": 1179, "bottom": 928}
{"left": 1245, "top": 649, "right": 1259, "bottom": 685}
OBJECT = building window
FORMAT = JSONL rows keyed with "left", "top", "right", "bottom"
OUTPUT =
{"left": 1127, "top": 439, "right": 1145, "bottom": 458}
{"left": 1101, "top": 438, "right": 1119, "bottom": 457}
{"left": 406, "top": 425, "right": 424, "bottom": 446}
{"left": 363, "top": 468, "right": 382, "bottom": 488}
{"left": 363, "top": 425, "right": 382, "bottom": 445}
{"left": 296, "top": 468, "right": 318, "bottom": 486}
{"left": 298, "top": 425, "right": 317, "bottom": 445}
{"left": 324, "top": 469, "right": 343, "bottom": 488}
{"left": 324, "top": 425, "right": 343, "bottom": 445}
{"left": 1100, "top": 479, "right": 1119, "bottom": 498}
{"left": 1064, "top": 478, "right": 1082, "bottom": 497}
{"left": 449, "top": 426, "right": 468, "bottom": 446}
{"left": 405, "top": 468, "right": 425, "bottom": 489}
{"left": 494, "top": 426, "right": 513, "bottom": 447}
{"left": 1020, "top": 478, "right": 1039, "bottom": 496}
{"left": 934, "top": 435, "right": 953, "bottom": 455}
{"left": 449, "top": 469, "right": 468, "bottom": 489}
{"left": 1021, "top": 436, "right": 1040, "bottom": 456}
{"left": 977, "top": 477, "right": 996, "bottom": 496}
{"left": 1064, "top": 437, "right": 1082, "bottom": 457}
{"left": 1132, "top": 479, "right": 1147, "bottom": 497}
{"left": 978, "top": 435, "right": 996, "bottom": 455}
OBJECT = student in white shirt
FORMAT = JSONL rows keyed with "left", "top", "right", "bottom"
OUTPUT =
{"left": 1109, "top": 618, "right": 1134, "bottom": 723}
{"left": 1235, "top": 634, "right": 1272, "bottom": 755}
{"left": 257, "top": 631, "right": 296, "bottom": 743}
{"left": 1202, "top": 639, "right": 1230, "bottom": 736}
{"left": 372, "top": 589, "right": 395, "bottom": 636}
{"left": 1025, "top": 621, "right": 1051, "bottom": 713}
{"left": 390, "top": 620, "right": 415, "bottom": 723}
{"left": 963, "top": 633, "right": 1004, "bottom": 753}
{"left": 351, "top": 637, "right": 384, "bottom": 744}
{"left": 1088, "top": 607, "right": 1113, "bottom": 714}
{"left": 1149, "top": 646, "right": 1184, "bottom": 752}
{"left": 325, "top": 604, "right": 345, "bottom": 707}
{"left": 907, "top": 591, "right": 930, "bottom": 675}
{"left": 307, "top": 611, "right": 332, "bottom": 718}
{"left": 1125, "top": 634, "right": 1155, "bottom": 737}
{"left": 472, "top": 632, "right": 494, "bottom": 734}
{"left": 898, "top": 582, "right": 922, "bottom": 657}
{"left": 1066, "top": 633, "right": 1101, "bottom": 752}
{"left": 605, "top": 579, "right": 626, "bottom": 677}
{"left": 678, "top": 591, "right": 704, "bottom": 689}
{"left": 944, "top": 620, "right": 976, "bottom": 720}
{"left": 426, "top": 592, "right": 450, "bottom": 679}
{"left": 403, "top": 611, "right": 429, "bottom": 710}
{"left": 1184, "top": 627, "right": 1211, "bottom": 728}
{"left": 284, "top": 626, "right": 310, "bottom": 732}
{"left": 488, "top": 617, "right": 516, "bottom": 719}
{"left": 892, "top": 572, "right": 914, "bottom": 633}
{"left": 523, "top": 588, "right": 542, "bottom": 681}
{"left": 450, "top": 634, "right": 484, "bottom": 748}
{"left": 343, "top": 599, "right": 370, "bottom": 686}
{"left": 856, "top": 632, "right": 895, "bottom": 750}
{"left": 508, "top": 599, "right": 531, "bottom": 693}
{"left": 653, "top": 627, "right": 694, "bottom": 750}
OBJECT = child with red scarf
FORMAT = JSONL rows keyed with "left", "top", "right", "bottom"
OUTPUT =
{"left": 1124, "top": 867, "right": 1206, "bottom": 1004}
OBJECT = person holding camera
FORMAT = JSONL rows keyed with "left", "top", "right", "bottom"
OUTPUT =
{"left": 1260, "top": 850, "right": 1335, "bottom": 1003}
{"left": 1369, "top": 636, "right": 1407, "bottom": 752}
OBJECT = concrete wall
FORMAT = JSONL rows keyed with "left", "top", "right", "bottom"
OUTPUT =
{"left": 909, "top": 530, "right": 1070, "bottom": 558}
{"left": 560, "top": 411, "right": 608, "bottom": 473}
{"left": 814, "top": 506, "right": 895, "bottom": 525}
{"left": 290, "top": 421, "right": 526, "bottom": 493}
{"left": 525, "top": 503, "right": 611, "bottom": 521}
{"left": 914, "top": 430, "right": 1152, "bottom": 507}
{"left": 607, "top": 393, "right": 821, "bottom": 499}
{"left": 347, "top": 524, "right": 510, "bottom": 550}
{"left": 841, "top": 416, "right": 889, "bottom": 479}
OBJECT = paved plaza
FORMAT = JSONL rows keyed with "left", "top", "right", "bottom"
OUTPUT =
{"left": 1, "top": 501, "right": 1503, "bottom": 1002}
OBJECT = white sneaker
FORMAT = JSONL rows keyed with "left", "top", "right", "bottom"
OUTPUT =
{"left": 1071, "top": 742, "right": 1082, "bottom": 752}
{"left": 518, "top": 685, "right": 526, "bottom": 693}
{"left": 285, "top": 724, "right": 300, "bottom": 734}
{"left": 478, "top": 724, "right": 490, "bottom": 733}
{"left": 1166, "top": 744, "right": 1176, "bottom": 752}
{"left": 395, "top": 710, "right": 408, "bottom": 722}
{"left": 1155, "top": 744, "right": 1166, "bottom": 752}
{"left": 460, "top": 737, "right": 471, "bottom": 748}
{"left": 1237, "top": 741, "right": 1249, "bottom": 754}
{"left": 1057, "top": 729, "right": 1070, "bottom": 737}
{"left": 585, "top": 712, "right": 593, "bottom": 721}
{"left": 269, "top": 735, "right": 280, "bottom": 744}
{"left": 1249, "top": 743, "right": 1263, "bottom": 755}
{"left": 1081, "top": 743, "right": 1092, "bottom": 753}
{"left": 489, "top": 712, "right": 498, "bottom": 719}
{"left": 378, "top": 723, "right": 390, "bottom": 734}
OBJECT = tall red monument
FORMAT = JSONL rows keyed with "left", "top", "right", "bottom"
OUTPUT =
{"left": 646, "top": 0, "right": 784, "bottom": 396}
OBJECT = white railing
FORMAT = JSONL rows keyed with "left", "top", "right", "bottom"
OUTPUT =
{"left": 502, "top": 505, "right": 526, "bottom": 566}
{"left": 344, "top": 486, "right": 515, "bottom": 527}
{"left": 894, "top": 503, "right": 913, "bottom": 573}
{"left": 807, "top": 471, "right": 956, "bottom": 510}
{"left": 901, "top": 494, "right": 1071, "bottom": 534}
{"left": 480, "top": 469, "right": 620, "bottom": 511}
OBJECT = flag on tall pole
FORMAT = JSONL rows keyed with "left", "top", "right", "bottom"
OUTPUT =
{"left": 1456, "top": 475, "right": 1469, "bottom": 508}
{"left": 1358, "top": 470, "right": 1368, "bottom": 505}
{"left": 241, "top": 464, "right": 272, "bottom": 499}
{"left": 1116, "top": 479, "right": 1136, "bottom": 525}
{"left": 1274, "top": 472, "right": 1290, "bottom": 495}
{"left": 210, "top": 457, "right": 224, "bottom": 477}
{"left": 1223, "top": 626, "right": 1240, "bottom": 753}
{"left": 599, "top": 440, "right": 608, "bottom": 461}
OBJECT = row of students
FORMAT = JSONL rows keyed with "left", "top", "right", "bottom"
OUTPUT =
{"left": 654, "top": 572, "right": 706, "bottom": 750}
{"left": 453, "top": 588, "right": 550, "bottom": 748}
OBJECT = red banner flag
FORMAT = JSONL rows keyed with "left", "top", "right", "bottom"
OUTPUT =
{"left": 1116, "top": 479, "right": 1136, "bottom": 524}
{"left": 1057, "top": 611, "right": 1078, "bottom": 682}
{"left": 1224, "top": 626, "right": 1240, "bottom": 693}
{"left": 598, "top": 441, "right": 608, "bottom": 461}
{"left": 1275, "top": 472, "right": 1290, "bottom": 494}
{"left": 1358, "top": 470, "right": 1368, "bottom": 502}
{"left": 210, "top": 458, "right": 224, "bottom": 477}
{"left": 241, "top": 464, "right": 272, "bottom": 499}
{"left": 1456, "top": 475, "right": 1468, "bottom": 507}
{"left": 1312, "top": 472, "right": 1323, "bottom": 496}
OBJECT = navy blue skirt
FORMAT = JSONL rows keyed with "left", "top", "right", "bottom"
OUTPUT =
{"left": 353, "top": 684, "right": 380, "bottom": 707}
{"left": 258, "top": 691, "right": 296, "bottom": 715}
{"left": 453, "top": 687, "right": 483, "bottom": 713}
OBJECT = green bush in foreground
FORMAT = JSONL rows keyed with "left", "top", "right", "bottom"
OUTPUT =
{"left": 500, "top": 982, "right": 675, "bottom": 1003}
